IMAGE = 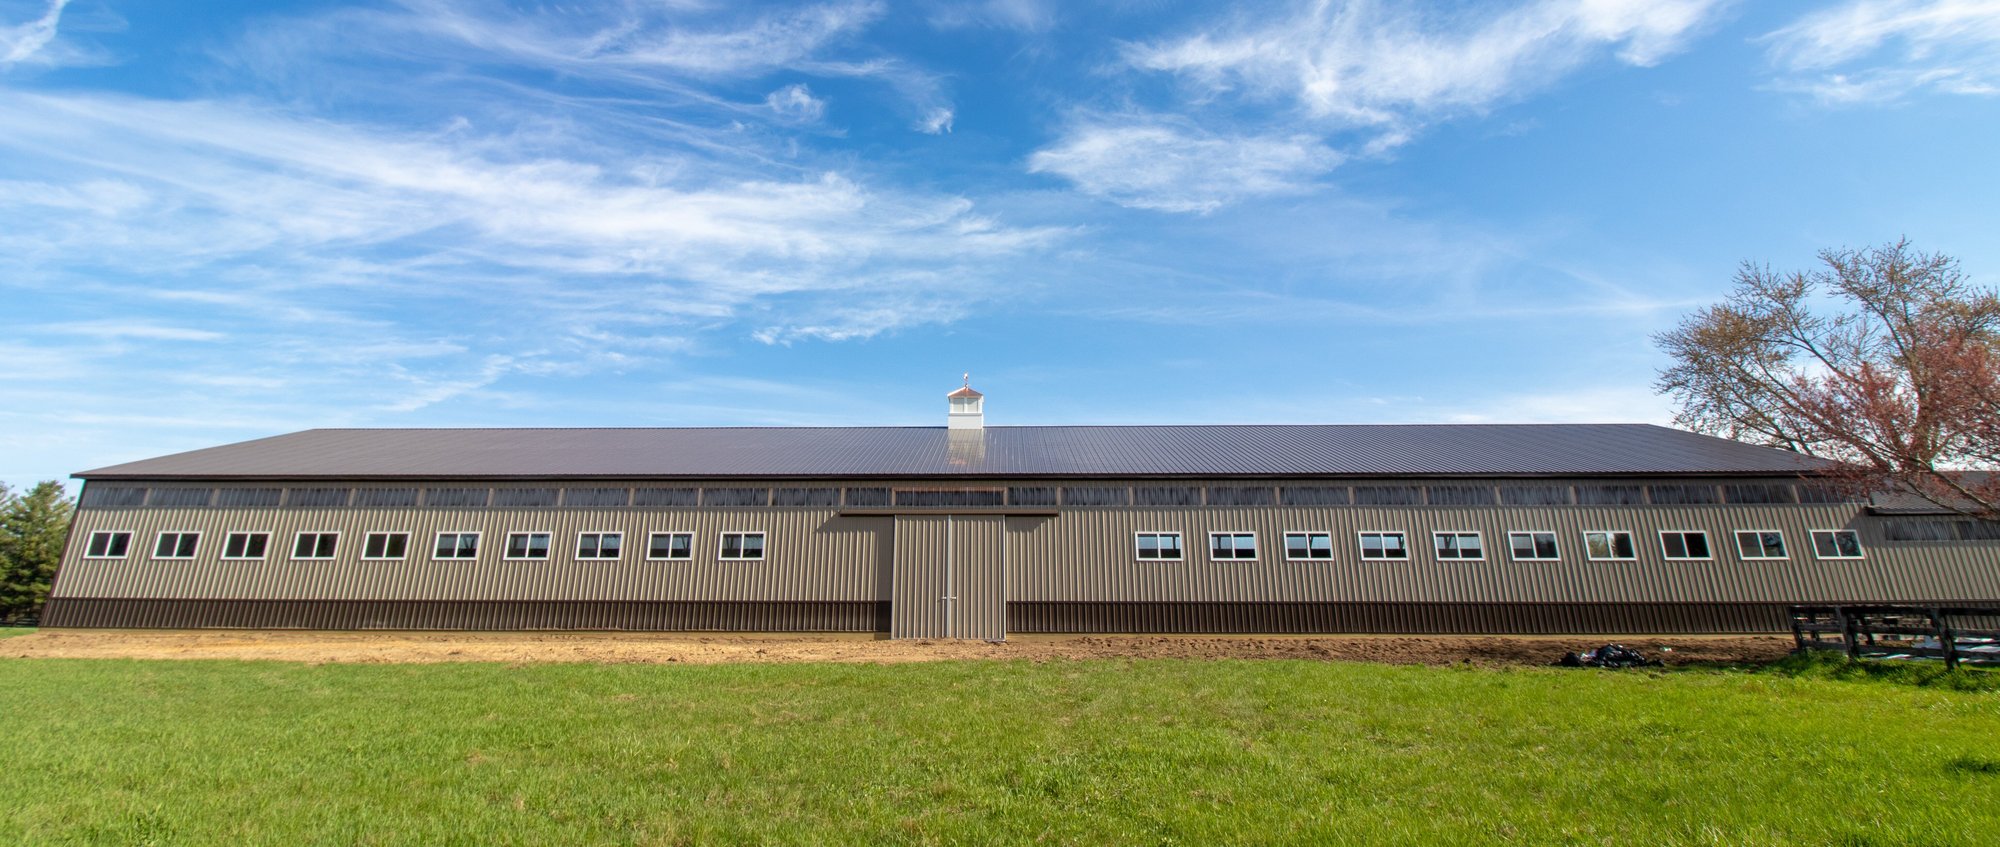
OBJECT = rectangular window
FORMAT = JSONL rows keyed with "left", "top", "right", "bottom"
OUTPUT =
{"left": 433, "top": 532, "right": 480, "bottom": 560}
{"left": 1280, "top": 486, "right": 1349, "bottom": 506}
{"left": 222, "top": 532, "right": 270, "bottom": 560}
{"left": 1206, "top": 486, "right": 1274, "bottom": 506}
{"left": 720, "top": 532, "right": 766, "bottom": 561}
{"left": 1735, "top": 530, "right": 1787, "bottom": 560}
{"left": 1353, "top": 486, "right": 1422, "bottom": 506}
{"left": 1284, "top": 531, "right": 1334, "bottom": 560}
{"left": 846, "top": 487, "right": 893, "bottom": 507}
{"left": 1659, "top": 530, "right": 1712, "bottom": 560}
{"left": 576, "top": 532, "right": 623, "bottom": 560}
{"left": 647, "top": 532, "right": 694, "bottom": 561}
{"left": 1135, "top": 532, "right": 1184, "bottom": 561}
{"left": 84, "top": 531, "right": 132, "bottom": 559}
{"left": 1062, "top": 486, "right": 1129, "bottom": 507}
{"left": 1427, "top": 486, "right": 1496, "bottom": 506}
{"left": 1499, "top": 485, "right": 1571, "bottom": 506}
{"left": 1358, "top": 531, "right": 1409, "bottom": 561}
{"left": 1583, "top": 531, "right": 1637, "bottom": 561}
{"left": 563, "top": 487, "right": 630, "bottom": 508}
{"left": 292, "top": 532, "right": 338, "bottom": 560}
{"left": 152, "top": 532, "right": 200, "bottom": 559}
{"left": 1810, "top": 529, "right": 1865, "bottom": 559}
{"left": 1433, "top": 532, "right": 1484, "bottom": 560}
{"left": 492, "top": 488, "right": 557, "bottom": 508}
{"left": 285, "top": 487, "right": 351, "bottom": 508}
{"left": 363, "top": 532, "right": 410, "bottom": 560}
{"left": 1508, "top": 531, "right": 1560, "bottom": 561}
{"left": 505, "top": 532, "right": 552, "bottom": 560}
{"left": 1208, "top": 532, "right": 1258, "bottom": 560}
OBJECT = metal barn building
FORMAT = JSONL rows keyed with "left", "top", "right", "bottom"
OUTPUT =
{"left": 45, "top": 384, "right": 2000, "bottom": 639}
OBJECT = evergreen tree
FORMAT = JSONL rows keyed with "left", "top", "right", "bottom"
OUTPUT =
{"left": 0, "top": 481, "right": 74, "bottom": 622}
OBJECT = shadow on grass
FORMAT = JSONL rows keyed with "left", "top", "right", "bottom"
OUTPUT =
{"left": 1669, "top": 648, "right": 2000, "bottom": 693}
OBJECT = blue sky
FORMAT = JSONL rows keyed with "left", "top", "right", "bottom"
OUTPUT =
{"left": 3, "top": 0, "right": 1999, "bottom": 490}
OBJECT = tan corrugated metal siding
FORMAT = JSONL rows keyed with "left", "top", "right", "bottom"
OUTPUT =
{"left": 1007, "top": 603, "right": 1790, "bottom": 633}
{"left": 54, "top": 506, "right": 891, "bottom": 602}
{"left": 50, "top": 476, "right": 2000, "bottom": 635}
{"left": 951, "top": 516, "right": 1007, "bottom": 641}
{"left": 889, "top": 515, "right": 1007, "bottom": 639}
{"left": 1004, "top": 504, "right": 2000, "bottom": 604}
{"left": 43, "top": 599, "right": 886, "bottom": 631}
{"left": 890, "top": 516, "right": 948, "bottom": 638}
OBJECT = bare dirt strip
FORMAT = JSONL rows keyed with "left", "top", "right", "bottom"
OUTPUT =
{"left": 3, "top": 629, "right": 1795, "bottom": 667}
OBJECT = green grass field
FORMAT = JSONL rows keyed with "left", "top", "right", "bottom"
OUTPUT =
{"left": 1, "top": 654, "right": 1994, "bottom": 845}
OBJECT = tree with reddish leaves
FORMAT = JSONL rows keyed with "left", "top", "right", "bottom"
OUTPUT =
{"left": 1656, "top": 239, "right": 2000, "bottom": 520}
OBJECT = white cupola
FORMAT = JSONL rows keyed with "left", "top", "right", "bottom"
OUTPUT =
{"left": 947, "top": 374, "right": 984, "bottom": 430}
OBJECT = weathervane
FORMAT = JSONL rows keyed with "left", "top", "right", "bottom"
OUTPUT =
{"left": 963, "top": 371, "right": 971, "bottom": 387}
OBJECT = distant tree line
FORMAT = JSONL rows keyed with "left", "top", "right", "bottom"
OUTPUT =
{"left": 0, "top": 481, "right": 72, "bottom": 624}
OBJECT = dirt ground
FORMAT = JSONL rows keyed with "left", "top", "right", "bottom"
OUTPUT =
{"left": 2, "top": 629, "right": 1795, "bottom": 667}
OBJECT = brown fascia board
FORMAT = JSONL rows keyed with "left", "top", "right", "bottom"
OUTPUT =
{"left": 72, "top": 470, "right": 1837, "bottom": 482}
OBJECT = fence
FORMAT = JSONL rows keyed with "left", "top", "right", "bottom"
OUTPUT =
{"left": 1791, "top": 605, "right": 2000, "bottom": 669}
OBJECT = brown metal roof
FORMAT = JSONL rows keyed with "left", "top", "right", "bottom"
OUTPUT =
{"left": 946, "top": 386, "right": 983, "bottom": 398}
{"left": 74, "top": 424, "right": 1828, "bottom": 480}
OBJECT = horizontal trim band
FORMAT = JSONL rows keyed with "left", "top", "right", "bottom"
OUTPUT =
{"left": 1006, "top": 601, "right": 1796, "bottom": 635}
{"left": 44, "top": 599, "right": 889, "bottom": 632}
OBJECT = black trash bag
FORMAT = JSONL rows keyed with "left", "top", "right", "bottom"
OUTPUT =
{"left": 1555, "top": 643, "right": 1664, "bottom": 668}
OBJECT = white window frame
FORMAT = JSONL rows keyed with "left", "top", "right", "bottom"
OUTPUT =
{"left": 1658, "top": 529, "right": 1713, "bottom": 561}
{"left": 1507, "top": 531, "right": 1560, "bottom": 562}
{"left": 152, "top": 531, "right": 201, "bottom": 560}
{"left": 1582, "top": 530, "right": 1637, "bottom": 561}
{"left": 1207, "top": 531, "right": 1259, "bottom": 561}
{"left": 1283, "top": 531, "right": 1334, "bottom": 561}
{"left": 719, "top": 531, "right": 766, "bottom": 561}
{"left": 1809, "top": 529, "right": 1866, "bottom": 560}
{"left": 432, "top": 531, "right": 481, "bottom": 560}
{"left": 221, "top": 531, "right": 271, "bottom": 561}
{"left": 575, "top": 531, "right": 624, "bottom": 560}
{"left": 1432, "top": 531, "right": 1485, "bottom": 561}
{"left": 83, "top": 530, "right": 134, "bottom": 560}
{"left": 504, "top": 531, "right": 553, "bottom": 561}
{"left": 1733, "top": 529, "right": 1788, "bottom": 560}
{"left": 1134, "top": 531, "right": 1185, "bottom": 562}
{"left": 291, "top": 531, "right": 340, "bottom": 561}
{"left": 362, "top": 532, "right": 411, "bottom": 561}
{"left": 646, "top": 531, "right": 695, "bottom": 561}
{"left": 1358, "top": 531, "right": 1410, "bottom": 561}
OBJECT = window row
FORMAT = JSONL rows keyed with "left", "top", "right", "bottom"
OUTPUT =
{"left": 83, "top": 531, "right": 769, "bottom": 562}
{"left": 1131, "top": 529, "right": 1865, "bottom": 562}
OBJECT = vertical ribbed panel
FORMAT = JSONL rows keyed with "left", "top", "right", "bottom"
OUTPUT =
{"left": 951, "top": 516, "right": 1007, "bottom": 641}
{"left": 891, "top": 516, "right": 948, "bottom": 638}
{"left": 53, "top": 508, "right": 892, "bottom": 603}
{"left": 890, "top": 516, "right": 1007, "bottom": 640}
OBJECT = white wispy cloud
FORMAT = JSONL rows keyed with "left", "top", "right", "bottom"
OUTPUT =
{"left": 914, "top": 106, "right": 955, "bottom": 134}
{"left": 376, "top": 0, "right": 884, "bottom": 78}
{"left": 926, "top": 0, "right": 1058, "bottom": 33}
{"left": 37, "top": 320, "right": 225, "bottom": 342}
{"left": 1027, "top": 120, "right": 1340, "bottom": 213}
{"left": 0, "top": 0, "right": 67, "bottom": 66}
{"left": 765, "top": 83, "right": 828, "bottom": 122}
{"left": 0, "top": 89, "right": 1059, "bottom": 313}
{"left": 1764, "top": 0, "right": 2000, "bottom": 103}
{"left": 1128, "top": 0, "right": 1722, "bottom": 138}
{"left": 1028, "top": 0, "right": 1722, "bottom": 212}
